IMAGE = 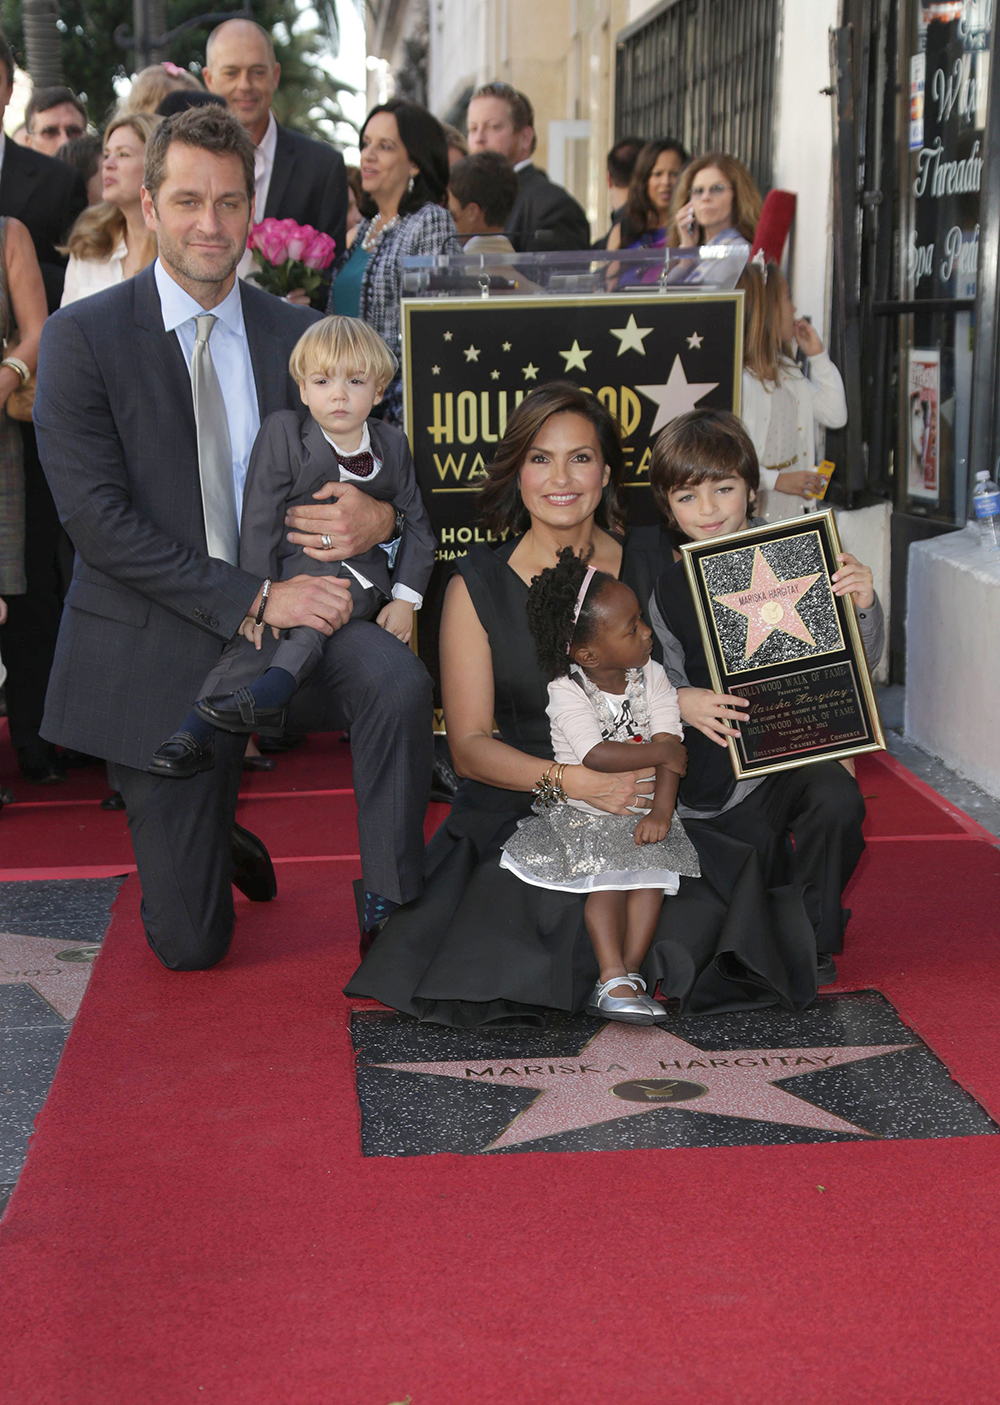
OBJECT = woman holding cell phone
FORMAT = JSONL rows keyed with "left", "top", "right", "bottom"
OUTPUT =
{"left": 666, "top": 151, "right": 762, "bottom": 285}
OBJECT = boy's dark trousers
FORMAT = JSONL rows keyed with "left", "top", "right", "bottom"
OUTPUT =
{"left": 684, "top": 761, "right": 866, "bottom": 954}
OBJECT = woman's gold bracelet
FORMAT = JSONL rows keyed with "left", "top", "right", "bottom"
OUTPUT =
{"left": 0, "top": 356, "right": 30, "bottom": 385}
{"left": 533, "top": 761, "right": 567, "bottom": 808}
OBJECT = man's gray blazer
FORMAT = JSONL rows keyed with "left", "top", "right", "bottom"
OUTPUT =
{"left": 33, "top": 264, "right": 319, "bottom": 771}
{"left": 200, "top": 409, "right": 436, "bottom": 693}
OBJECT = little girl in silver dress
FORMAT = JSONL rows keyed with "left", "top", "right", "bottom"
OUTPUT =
{"left": 501, "top": 547, "right": 700, "bottom": 1025}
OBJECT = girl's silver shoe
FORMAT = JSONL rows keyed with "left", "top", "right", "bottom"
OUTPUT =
{"left": 628, "top": 972, "right": 668, "bottom": 1023}
{"left": 587, "top": 975, "right": 660, "bottom": 1025}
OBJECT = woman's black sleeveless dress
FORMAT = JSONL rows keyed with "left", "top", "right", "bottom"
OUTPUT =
{"left": 344, "top": 539, "right": 819, "bottom": 1027}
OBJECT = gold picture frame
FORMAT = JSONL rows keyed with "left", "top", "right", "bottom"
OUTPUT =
{"left": 679, "top": 510, "right": 886, "bottom": 780}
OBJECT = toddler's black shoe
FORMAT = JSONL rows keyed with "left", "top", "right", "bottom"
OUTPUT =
{"left": 195, "top": 688, "right": 287, "bottom": 738}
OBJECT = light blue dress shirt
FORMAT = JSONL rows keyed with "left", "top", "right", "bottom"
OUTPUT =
{"left": 153, "top": 259, "right": 260, "bottom": 524}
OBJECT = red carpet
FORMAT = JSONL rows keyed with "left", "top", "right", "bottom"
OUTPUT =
{"left": 2, "top": 729, "right": 999, "bottom": 1402}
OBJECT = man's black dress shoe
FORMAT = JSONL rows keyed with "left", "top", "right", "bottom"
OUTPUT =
{"left": 60, "top": 748, "right": 103, "bottom": 769}
{"left": 147, "top": 732, "right": 214, "bottom": 779}
{"left": 242, "top": 753, "right": 276, "bottom": 772}
{"left": 231, "top": 822, "right": 277, "bottom": 902}
{"left": 430, "top": 752, "right": 459, "bottom": 805}
{"left": 256, "top": 733, "right": 306, "bottom": 754}
{"left": 17, "top": 745, "right": 66, "bottom": 785}
{"left": 195, "top": 688, "right": 287, "bottom": 738}
{"left": 100, "top": 791, "right": 126, "bottom": 811}
{"left": 817, "top": 954, "right": 838, "bottom": 988}
{"left": 359, "top": 917, "right": 388, "bottom": 960}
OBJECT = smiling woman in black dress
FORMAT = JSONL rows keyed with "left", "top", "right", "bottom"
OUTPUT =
{"left": 345, "top": 384, "right": 819, "bottom": 1027}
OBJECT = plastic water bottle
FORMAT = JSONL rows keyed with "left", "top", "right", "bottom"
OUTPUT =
{"left": 972, "top": 470, "right": 1000, "bottom": 553}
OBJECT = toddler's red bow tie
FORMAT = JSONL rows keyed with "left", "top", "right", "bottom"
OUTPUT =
{"left": 338, "top": 450, "right": 376, "bottom": 478}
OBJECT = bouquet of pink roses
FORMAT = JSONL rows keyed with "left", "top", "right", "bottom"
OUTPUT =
{"left": 247, "top": 218, "right": 337, "bottom": 298}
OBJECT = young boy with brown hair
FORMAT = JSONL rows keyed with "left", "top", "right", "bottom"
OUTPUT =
{"left": 151, "top": 315, "right": 435, "bottom": 777}
{"left": 647, "top": 408, "right": 884, "bottom": 985}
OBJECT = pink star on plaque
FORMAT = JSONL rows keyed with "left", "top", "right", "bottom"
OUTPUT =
{"left": 371, "top": 1023, "right": 914, "bottom": 1151}
{"left": 713, "top": 546, "right": 821, "bottom": 660}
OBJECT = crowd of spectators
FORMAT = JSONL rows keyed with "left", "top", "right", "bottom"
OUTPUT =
{"left": 0, "top": 34, "right": 844, "bottom": 804}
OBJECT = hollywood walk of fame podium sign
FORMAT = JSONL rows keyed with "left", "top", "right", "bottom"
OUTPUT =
{"left": 400, "top": 291, "right": 742, "bottom": 711}
{"left": 680, "top": 510, "right": 886, "bottom": 779}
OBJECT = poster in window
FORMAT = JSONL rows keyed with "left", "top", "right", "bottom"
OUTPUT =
{"left": 907, "top": 349, "right": 940, "bottom": 501}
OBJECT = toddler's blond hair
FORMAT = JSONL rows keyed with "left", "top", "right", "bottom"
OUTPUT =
{"left": 289, "top": 316, "right": 397, "bottom": 391}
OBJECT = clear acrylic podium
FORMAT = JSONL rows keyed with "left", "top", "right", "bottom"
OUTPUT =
{"left": 400, "top": 242, "right": 750, "bottom": 299}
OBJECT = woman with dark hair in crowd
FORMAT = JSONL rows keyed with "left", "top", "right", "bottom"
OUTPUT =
{"left": 666, "top": 150, "right": 762, "bottom": 285}
{"left": 327, "top": 99, "right": 461, "bottom": 422}
{"left": 345, "top": 382, "right": 820, "bottom": 1027}
{"left": 607, "top": 137, "right": 688, "bottom": 257}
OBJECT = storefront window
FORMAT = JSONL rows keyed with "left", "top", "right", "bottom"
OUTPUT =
{"left": 900, "top": 0, "right": 992, "bottom": 522}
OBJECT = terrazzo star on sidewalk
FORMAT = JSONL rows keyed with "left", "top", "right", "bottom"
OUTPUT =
{"left": 33, "top": 105, "right": 433, "bottom": 970}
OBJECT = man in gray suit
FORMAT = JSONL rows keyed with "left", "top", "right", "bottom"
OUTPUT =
{"left": 34, "top": 106, "right": 433, "bottom": 970}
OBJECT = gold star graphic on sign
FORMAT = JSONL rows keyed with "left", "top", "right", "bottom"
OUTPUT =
{"left": 464, "top": 344, "right": 480, "bottom": 363}
{"left": 559, "top": 339, "right": 592, "bottom": 372}
{"left": 502, "top": 341, "right": 512, "bottom": 351}
{"left": 522, "top": 363, "right": 539, "bottom": 381}
{"left": 610, "top": 313, "right": 654, "bottom": 356}
{"left": 713, "top": 548, "right": 821, "bottom": 660}
{"left": 636, "top": 356, "right": 719, "bottom": 435}
{"left": 443, "top": 330, "right": 453, "bottom": 341}
{"left": 490, "top": 369, "right": 500, "bottom": 380}
{"left": 431, "top": 365, "right": 441, "bottom": 375}
{"left": 687, "top": 331, "right": 704, "bottom": 348}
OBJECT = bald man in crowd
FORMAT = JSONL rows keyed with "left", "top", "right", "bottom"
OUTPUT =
{"left": 203, "top": 19, "right": 347, "bottom": 275}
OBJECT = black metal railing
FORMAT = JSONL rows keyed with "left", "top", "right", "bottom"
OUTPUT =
{"left": 614, "top": 0, "right": 780, "bottom": 192}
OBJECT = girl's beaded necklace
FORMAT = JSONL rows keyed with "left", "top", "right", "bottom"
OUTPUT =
{"left": 571, "top": 665, "right": 652, "bottom": 742}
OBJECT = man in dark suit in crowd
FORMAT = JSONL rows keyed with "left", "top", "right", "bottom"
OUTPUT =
{"left": 34, "top": 105, "right": 432, "bottom": 970}
{"left": 24, "top": 85, "right": 87, "bottom": 157}
{"left": 0, "top": 40, "right": 87, "bottom": 311}
{"left": 203, "top": 18, "right": 348, "bottom": 270}
{"left": 0, "top": 37, "right": 88, "bottom": 783}
{"left": 466, "top": 82, "right": 589, "bottom": 253}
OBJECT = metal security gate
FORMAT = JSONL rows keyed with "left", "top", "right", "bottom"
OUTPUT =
{"left": 614, "top": 0, "right": 780, "bottom": 192}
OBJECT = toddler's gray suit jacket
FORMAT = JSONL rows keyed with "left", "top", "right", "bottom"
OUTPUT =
{"left": 201, "top": 409, "right": 435, "bottom": 695}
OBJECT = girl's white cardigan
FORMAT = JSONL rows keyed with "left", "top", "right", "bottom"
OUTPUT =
{"left": 740, "top": 350, "right": 848, "bottom": 520}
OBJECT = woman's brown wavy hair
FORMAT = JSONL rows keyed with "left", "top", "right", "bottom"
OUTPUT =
{"left": 62, "top": 112, "right": 160, "bottom": 266}
{"left": 478, "top": 382, "right": 625, "bottom": 539}
{"left": 665, "top": 151, "right": 762, "bottom": 247}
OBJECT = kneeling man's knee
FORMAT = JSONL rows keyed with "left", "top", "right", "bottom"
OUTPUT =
{"left": 378, "top": 643, "right": 433, "bottom": 719}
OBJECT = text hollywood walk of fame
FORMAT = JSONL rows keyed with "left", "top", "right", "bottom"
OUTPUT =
{"left": 403, "top": 295, "right": 741, "bottom": 551}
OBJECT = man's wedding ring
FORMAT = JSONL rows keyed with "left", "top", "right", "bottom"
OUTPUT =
{"left": 320, "top": 534, "right": 333, "bottom": 550}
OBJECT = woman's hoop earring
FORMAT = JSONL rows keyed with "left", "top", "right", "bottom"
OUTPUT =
{"left": 407, "top": 174, "right": 415, "bottom": 194}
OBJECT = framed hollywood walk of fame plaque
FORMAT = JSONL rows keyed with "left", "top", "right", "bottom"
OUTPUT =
{"left": 680, "top": 510, "right": 885, "bottom": 779}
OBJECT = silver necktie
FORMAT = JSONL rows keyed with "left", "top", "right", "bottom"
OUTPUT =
{"left": 191, "top": 313, "right": 239, "bottom": 565}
